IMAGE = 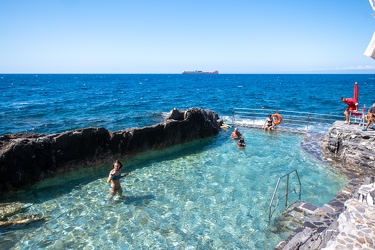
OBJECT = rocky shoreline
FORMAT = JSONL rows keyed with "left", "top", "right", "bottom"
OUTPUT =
{"left": 0, "top": 108, "right": 222, "bottom": 193}
{"left": 277, "top": 121, "right": 375, "bottom": 249}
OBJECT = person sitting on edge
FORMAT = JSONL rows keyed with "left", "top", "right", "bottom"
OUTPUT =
{"left": 237, "top": 137, "right": 246, "bottom": 148}
{"left": 340, "top": 97, "right": 358, "bottom": 124}
{"left": 231, "top": 128, "right": 242, "bottom": 139}
{"left": 363, "top": 103, "right": 375, "bottom": 131}
{"left": 107, "top": 160, "right": 129, "bottom": 200}
{"left": 263, "top": 114, "right": 274, "bottom": 130}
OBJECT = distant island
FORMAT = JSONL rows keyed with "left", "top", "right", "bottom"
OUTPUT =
{"left": 182, "top": 70, "right": 219, "bottom": 74}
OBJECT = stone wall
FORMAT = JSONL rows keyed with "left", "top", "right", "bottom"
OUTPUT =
{"left": 0, "top": 108, "right": 222, "bottom": 193}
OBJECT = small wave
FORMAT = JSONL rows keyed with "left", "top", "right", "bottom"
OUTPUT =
{"left": 234, "top": 118, "right": 264, "bottom": 127}
{"left": 161, "top": 111, "right": 171, "bottom": 119}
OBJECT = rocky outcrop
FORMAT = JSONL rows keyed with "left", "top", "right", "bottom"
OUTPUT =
{"left": 321, "top": 121, "right": 375, "bottom": 172}
{"left": 0, "top": 108, "right": 222, "bottom": 193}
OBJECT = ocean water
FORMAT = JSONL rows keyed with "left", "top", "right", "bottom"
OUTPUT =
{"left": 1, "top": 74, "right": 375, "bottom": 135}
{"left": 0, "top": 74, "right": 374, "bottom": 249}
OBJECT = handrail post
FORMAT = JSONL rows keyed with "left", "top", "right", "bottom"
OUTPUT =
{"left": 285, "top": 174, "right": 289, "bottom": 207}
{"left": 306, "top": 113, "right": 310, "bottom": 133}
{"left": 269, "top": 169, "right": 302, "bottom": 221}
{"left": 295, "top": 170, "right": 302, "bottom": 201}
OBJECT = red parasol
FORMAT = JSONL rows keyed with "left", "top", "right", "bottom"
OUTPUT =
{"left": 353, "top": 82, "right": 358, "bottom": 103}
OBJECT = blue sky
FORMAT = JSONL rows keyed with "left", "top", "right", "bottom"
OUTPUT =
{"left": 1, "top": 0, "right": 375, "bottom": 74}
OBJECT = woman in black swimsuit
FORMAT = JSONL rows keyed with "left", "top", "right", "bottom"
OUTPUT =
{"left": 263, "top": 114, "right": 274, "bottom": 131}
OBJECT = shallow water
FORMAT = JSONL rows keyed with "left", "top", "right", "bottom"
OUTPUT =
{"left": 0, "top": 128, "right": 347, "bottom": 249}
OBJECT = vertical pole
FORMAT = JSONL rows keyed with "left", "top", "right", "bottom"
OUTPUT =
{"left": 253, "top": 115, "right": 256, "bottom": 127}
{"left": 285, "top": 174, "right": 289, "bottom": 207}
{"left": 307, "top": 113, "right": 310, "bottom": 133}
{"left": 295, "top": 170, "right": 302, "bottom": 201}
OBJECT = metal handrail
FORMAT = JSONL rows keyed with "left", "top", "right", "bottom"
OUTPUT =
{"left": 269, "top": 169, "right": 301, "bottom": 221}
{"left": 231, "top": 108, "right": 342, "bottom": 133}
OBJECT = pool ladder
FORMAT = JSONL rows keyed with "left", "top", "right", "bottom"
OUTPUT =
{"left": 268, "top": 169, "right": 302, "bottom": 221}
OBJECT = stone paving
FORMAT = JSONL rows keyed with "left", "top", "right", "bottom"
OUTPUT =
{"left": 276, "top": 121, "right": 375, "bottom": 250}
{"left": 322, "top": 198, "right": 375, "bottom": 249}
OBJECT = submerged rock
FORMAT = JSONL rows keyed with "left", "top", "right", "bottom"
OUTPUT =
{"left": 0, "top": 202, "right": 45, "bottom": 228}
{"left": 0, "top": 214, "right": 47, "bottom": 227}
{"left": 0, "top": 202, "right": 28, "bottom": 220}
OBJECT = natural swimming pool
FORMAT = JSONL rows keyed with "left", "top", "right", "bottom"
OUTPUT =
{"left": 0, "top": 128, "right": 348, "bottom": 249}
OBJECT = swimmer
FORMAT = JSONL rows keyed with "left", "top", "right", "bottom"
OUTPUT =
{"left": 107, "top": 160, "right": 129, "bottom": 200}
{"left": 231, "top": 128, "right": 242, "bottom": 139}
{"left": 237, "top": 137, "right": 246, "bottom": 148}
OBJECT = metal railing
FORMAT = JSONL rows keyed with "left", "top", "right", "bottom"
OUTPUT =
{"left": 269, "top": 170, "right": 301, "bottom": 221}
{"left": 231, "top": 108, "right": 342, "bottom": 133}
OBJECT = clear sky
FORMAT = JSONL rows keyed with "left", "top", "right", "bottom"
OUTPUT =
{"left": 1, "top": 0, "right": 375, "bottom": 74}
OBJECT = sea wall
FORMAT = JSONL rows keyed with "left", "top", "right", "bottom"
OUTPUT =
{"left": 0, "top": 108, "right": 222, "bottom": 193}
{"left": 277, "top": 121, "right": 375, "bottom": 249}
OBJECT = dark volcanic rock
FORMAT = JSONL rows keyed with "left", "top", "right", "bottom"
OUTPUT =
{"left": 0, "top": 108, "right": 222, "bottom": 193}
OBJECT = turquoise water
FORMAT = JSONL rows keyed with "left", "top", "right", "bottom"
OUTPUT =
{"left": 1, "top": 128, "right": 348, "bottom": 249}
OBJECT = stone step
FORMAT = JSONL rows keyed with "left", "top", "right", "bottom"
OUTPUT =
{"left": 272, "top": 201, "right": 320, "bottom": 233}
{"left": 282, "top": 201, "right": 319, "bottom": 216}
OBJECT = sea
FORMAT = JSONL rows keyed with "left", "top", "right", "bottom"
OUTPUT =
{"left": 1, "top": 74, "right": 374, "bottom": 249}
{"left": 1, "top": 74, "right": 375, "bottom": 136}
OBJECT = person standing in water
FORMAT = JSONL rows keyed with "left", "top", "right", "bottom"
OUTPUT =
{"left": 107, "top": 160, "right": 129, "bottom": 200}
